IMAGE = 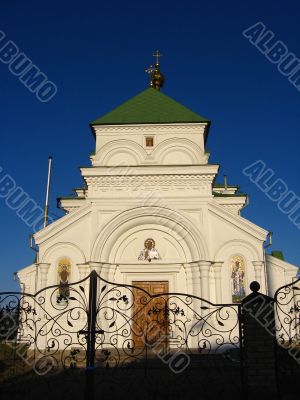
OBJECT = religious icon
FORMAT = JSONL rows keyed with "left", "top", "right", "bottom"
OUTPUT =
{"left": 231, "top": 256, "right": 246, "bottom": 303}
{"left": 57, "top": 258, "right": 71, "bottom": 303}
{"left": 138, "top": 238, "right": 160, "bottom": 262}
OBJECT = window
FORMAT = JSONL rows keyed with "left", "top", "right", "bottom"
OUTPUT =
{"left": 145, "top": 137, "right": 154, "bottom": 147}
{"left": 57, "top": 257, "right": 71, "bottom": 304}
{"left": 230, "top": 255, "right": 246, "bottom": 303}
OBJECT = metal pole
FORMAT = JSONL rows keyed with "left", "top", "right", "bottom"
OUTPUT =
{"left": 224, "top": 174, "right": 228, "bottom": 191}
{"left": 263, "top": 232, "right": 273, "bottom": 295}
{"left": 43, "top": 156, "right": 53, "bottom": 229}
{"left": 85, "top": 270, "right": 97, "bottom": 400}
{"left": 238, "top": 304, "right": 246, "bottom": 400}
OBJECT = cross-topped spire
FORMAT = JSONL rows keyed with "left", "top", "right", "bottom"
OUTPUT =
{"left": 153, "top": 50, "right": 162, "bottom": 66}
{"left": 145, "top": 51, "right": 165, "bottom": 91}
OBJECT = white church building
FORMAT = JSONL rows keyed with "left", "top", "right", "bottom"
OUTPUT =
{"left": 17, "top": 61, "right": 298, "bottom": 312}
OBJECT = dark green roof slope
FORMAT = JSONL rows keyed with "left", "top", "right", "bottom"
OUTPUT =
{"left": 271, "top": 251, "right": 285, "bottom": 261}
{"left": 90, "top": 88, "right": 209, "bottom": 126}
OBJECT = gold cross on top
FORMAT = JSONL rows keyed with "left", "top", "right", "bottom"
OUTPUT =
{"left": 153, "top": 50, "right": 162, "bottom": 65}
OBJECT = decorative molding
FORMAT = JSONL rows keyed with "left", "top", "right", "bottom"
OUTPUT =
{"left": 40, "top": 241, "right": 86, "bottom": 264}
{"left": 151, "top": 137, "right": 207, "bottom": 164}
{"left": 198, "top": 260, "right": 211, "bottom": 300}
{"left": 62, "top": 206, "right": 81, "bottom": 213}
{"left": 85, "top": 174, "right": 215, "bottom": 193}
{"left": 93, "top": 123, "right": 207, "bottom": 135}
{"left": 181, "top": 209, "right": 203, "bottom": 224}
{"left": 252, "top": 260, "right": 264, "bottom": 283}
{"left": 213, "top": 262, "right": 223, "bottom": 303}
{"left": 81, "top": 165, "right": 219, "bottom": 176}
{"left": 91, "top": 205, "right": 209, "bottom": 261}
{"left": 214, "top": 239, "right": 261, "bottom": 262}
{"left": 94, "top": 139, "right": 147, "bottom": 164}
{"left": 92, "top": 137, "right": 208, "bottom": 166}
{"left": 117, "top": 264, "right": 182, "bottom": 273}
{"left": 221, "top": 204, "right": 242, "bottom": 215}
{"left": 209, "top": 202, "right": 268, "bottom": 241}
{"left": 38, "top": 263, "right": 51, "bottom": 289}
{"left": 34, "top": 204, "right": 92, "bottom": 244}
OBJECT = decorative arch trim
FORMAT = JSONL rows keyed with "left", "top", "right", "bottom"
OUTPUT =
{"left": 152, "top": 138, "right": 202, "bottom": 164}
{"left": 214, "top": 239, "right": 261, "bottom": 262}
{"left": 91, "top": 206, "right": 208, "bottom": 262}
{"left": 41, "top": 242, "right": 86, "bottom": 264}
{"left": 96, "top": 140, "right": 147, "bottom": 165}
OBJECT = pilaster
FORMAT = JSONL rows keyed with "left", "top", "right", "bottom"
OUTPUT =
{"left": 190, "top": 262, "right": 201, "bottom": 298}
{"left": 38, "top": 263, "right": 51, "bottom": 290}
{"left": 213, "top": 262, "right": 223, "bottom": 303}
{"left": 252, "top": 261, "right": 264, "bottom": 287}
{"left": 183, "top": 263, "right": 193, "bottom": 295}
{"left": 198, "top": 261, "right": 211, "bottom": 301}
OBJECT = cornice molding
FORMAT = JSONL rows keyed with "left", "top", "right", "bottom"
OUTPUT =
{"left": 93, "top": 123, "right": 207, "bottom": 135}
{"left": 81, "top": 164, "right": 219, "bottom": 176}
{"left": 84, "top": 174, "right": 216, "bottom": 193}
{"left": 34, "top": 204, "right": 92, "bottom": 244}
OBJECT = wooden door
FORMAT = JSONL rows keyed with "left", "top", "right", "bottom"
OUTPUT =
{"left": 132, "top": 281, "right": 169, "bottom": 349}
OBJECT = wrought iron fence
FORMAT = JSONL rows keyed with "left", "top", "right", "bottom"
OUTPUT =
{"left": 274, "top": 277, "right": 300, "bottom": 399}
{"left": 274, "top": 277, "right": 300, "bottom": 348}
{"left": 0, "top": 271, "right": 243, "bottom": 399}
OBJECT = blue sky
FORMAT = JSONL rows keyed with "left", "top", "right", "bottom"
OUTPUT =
{"left": 0, "top": 0, "right": 299, "bottom": 291}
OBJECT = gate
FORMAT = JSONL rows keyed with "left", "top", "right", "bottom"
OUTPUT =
{"left": 0, "top": 271, "right": 244, "bottom": 399}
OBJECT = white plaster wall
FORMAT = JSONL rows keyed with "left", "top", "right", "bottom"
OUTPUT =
{"left": 208, "top": 205, "right": 267, "bottom": 302}
{"left": 91, "top": 124, "right": 209, "bottom": 166}
{"left": 266, "top": 254, "right": 298, "bottom": 297}
{"left": 18, "top": 264, "right": 36, "bottom": 293}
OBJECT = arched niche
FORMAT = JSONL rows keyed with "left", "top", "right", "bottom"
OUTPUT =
{"left": 41, "top": 242, "right": 86, "bottom": 285}
{"left": 214, "top": 239, "right": 261, "bottom": 302}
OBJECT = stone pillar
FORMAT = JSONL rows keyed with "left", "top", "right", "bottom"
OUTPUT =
{"left": 110, "top": 264, "right": 117, "bottom": 282}
{"left": 77, "top": 263, "right": 90, "bottom": 293}
{"left": 241, "top": 281, "right": 278, "bottom": 398}
{"left": 198, "top": 261, "right": 211, "bottom": 301}
{"left": 89, "top": 262, "right": 102, "bottom": 276}
{"left": 89, "top": 262, "right": 102, "bottom": 294}
{"left": 23, "top": 283, "right": 31, "bottom": 295}
{"left": 252, "top": 261, "right": 264, "bottom": 287}
{"left": 185, "top": 263, "right": 200, "bottom": 350}
{"left": 213, "top": 262, "right": 223, "bottom": 304}
{"left": 191, "top": 262, "right": 201, "bottom": 298}
{"left": 78, "top": 263, "right": 90, "bottom": 280}
{"left": 39, "top": 263, "right": 50, "bottom": 290}
{"left": 101, "top": 263, "right": 111, "bottom": 281}
{"left": 37, "top": 263, "right": 51, "bottom": 351}
{"left": 183, "top": 263, "right": 193, "bottom": 295}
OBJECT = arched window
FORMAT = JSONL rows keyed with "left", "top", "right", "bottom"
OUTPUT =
{"left": 230, "top": 255, "right": 246, "bottom": 303}
{"left": 57, "top": 257, "right": 71, "bottom": 303}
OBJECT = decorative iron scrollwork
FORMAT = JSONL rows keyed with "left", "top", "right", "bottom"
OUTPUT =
{"left": 0, "top": 272, "right": 241, "bottom": 379}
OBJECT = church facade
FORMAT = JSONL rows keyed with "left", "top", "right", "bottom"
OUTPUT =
{"left": 17, "top": 69, "right": 298, "bottom": 313}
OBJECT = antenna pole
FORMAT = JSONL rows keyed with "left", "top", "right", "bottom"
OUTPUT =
{"left": 43, "top": 156, "right": 53, "bottom": 228}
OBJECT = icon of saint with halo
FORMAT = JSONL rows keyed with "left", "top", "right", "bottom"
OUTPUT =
{"left": 138, "top": 238, "right": 160, "bottom": 262}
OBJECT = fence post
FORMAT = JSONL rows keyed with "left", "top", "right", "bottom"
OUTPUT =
{"left": 85, "top": 270, "right": 98, "bottom": 400}
{"left": 241, "top": 281, "right": 278, "bottom": 399}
